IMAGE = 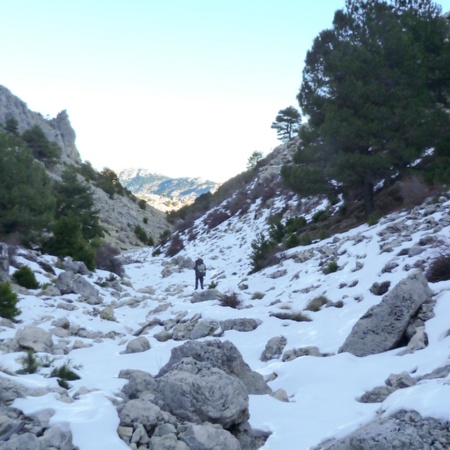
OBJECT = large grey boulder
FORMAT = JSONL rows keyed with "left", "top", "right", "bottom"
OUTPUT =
{"left": 155, "top": 357, "right": 249, "bottom": 428}
{"left": 157, "top": 339, "right": 271, "bottom": 395}
{"left": 119, "top": 369, "right": 158, "bottom": 400}
{"left": 260, "top": 336, "right": 287, "bottom": 362}
{"left": 55, "top": 271, "right": 100, "bottom": 299}
{"left": 122, "top": 336, "right": 151, "bottom": 354}
{"left": 339, "top": 272, "right": 432, "bottom": 357}
{"left": 15, "top": 326, "right": 54, "bottom": 353}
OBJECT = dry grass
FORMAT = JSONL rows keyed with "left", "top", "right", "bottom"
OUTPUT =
{"left": 270, "top": 311, "right": 312, "bottom": 322}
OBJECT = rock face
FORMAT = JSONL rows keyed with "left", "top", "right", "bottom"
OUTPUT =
{"left": 0, "top": 84, "right": 170, "bottom": 250}
{"left": 339, "top": 272, "right": 432, "bottom": 357}
{"left": 0, "top": 85, "right": 80, "bottom": 164}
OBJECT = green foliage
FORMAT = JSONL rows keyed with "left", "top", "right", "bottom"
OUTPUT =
{"left": 45, "top": 215, "right": 95, "bottom": 270}
{"left": 4, "top": 117, "right": 19, "bottom": 136}
{"left": 271, "top": 106, "right": 301, "bottom": 143}
{"left": 0, "top": 131, "right": 56, "bottom": 244}
{"left": 0, "top": 281, "right": 20, "bottom": 320}
{"left": 284, "top": 233, "right": 302, "bottom": 249}
{"left": 21, "top": 125, "right": 61, "bottom": 164}
{"left": 298, "top": 233, "right": 312, "bottom": 246}
{"left": 17, "top": 350, "right": 39, "bottom": 374}
{"left": 12, "top": 266, "right": 40, "bottom": 289}
{"left": 95, "top": 168, "right": 125, "bottom": 198}
{"left": 250, "top": 232, "right": 280, "bottom": 273}
{"left": 286, "top": 0, "right": 450, "bottom": 214}
{"left": 312, "top": 210, "right": 328, "bottom": 223}
{"left": 138, "top": 199, "right": 147, "bottom": 210}
{"left": 54, "top": 168, "right": 102, "bottom": 240}
{"left": 134, "top": 225, "right": 154, "bottom": 246}
{"left": 50, "top": 360, "right": 81, "bottom": 381}
{"left": 42, "top": 167, "right": 102, "bottom": 268}
{"left": 268, "top": 216, "right": 307, "bottom": 250}
{"left": 77, "top": 161, "right": 98, "bottom": 182}
{"left": 326, "top": 260, "right": 339, "bottom": 273}
{"left": 367, "top": 212, "right": 380, "bottom": 226}
{"left": 247, "top": 150, "right": 264, "bottom": 170}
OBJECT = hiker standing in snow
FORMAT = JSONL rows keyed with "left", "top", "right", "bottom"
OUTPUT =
{"left": 194, "top": 258, "right": 206, "bottom": 289}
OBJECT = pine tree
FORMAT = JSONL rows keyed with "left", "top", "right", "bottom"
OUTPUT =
{"left": 271, "top": 106, "right": 301, "bottom": 143}
{"left": 285, "top": 0, "right": 450, "bottom": 214}
{"left": 0, "top": 131, "right": 56, "bottom": 244}
{"left": 0, "top": 282, "right": 20, "bottom": 321}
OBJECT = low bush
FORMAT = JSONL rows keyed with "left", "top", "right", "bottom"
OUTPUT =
{"left": 270, "top": 311, "right": 312, "bottom": 322}
{"left": 204, "top": 209, "right": 231, "bottom": 230}
{"left": 17, "top": 350, "right": 39, "bottom": 374}
{"left": 50, "top": 360, "right": 81, "bottom": 381}
{"left": 165, "top": 234, "right": 184, "bottom": 257}
{"left": 95, "top": 243, "right": 124, "bottom": 277}
{"left": 325, "top": 260, "right": 339, "bottom": 274}
{"left": 250, "top": 233, "right": 281, "bottom": 273}
{"left": 218, "top": 291, "right": 242, "bottom": 308}
{"left": 305, "top": 295, "right": 329, "bottom": 312}
{"left": 12, "top": 265, "right": 40, "bottom": 289}
{"left": 134, "top": 225, "right": 154, "bottom": 246}
{"left": 426, "top": 254, "right": 450, "bottom": 283}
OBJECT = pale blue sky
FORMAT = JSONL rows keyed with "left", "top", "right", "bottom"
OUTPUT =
{"left": 2, "top": 1, "right": 450, "bottom": 182}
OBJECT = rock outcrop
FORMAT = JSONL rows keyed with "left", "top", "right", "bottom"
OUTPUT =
{"left": 339, "top": 271, "right": 433, "bottom": 357}
{"left": 0, "top": 85, "right": 80, "bottom": 165}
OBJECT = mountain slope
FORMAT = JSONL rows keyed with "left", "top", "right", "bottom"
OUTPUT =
{"left": 118, "top": 168, "right": 219, "bottom": 211}
{"left": 0, "top": 85, "right": 170, "bottom": 250}
{"left": 1, "top": 182, "right": 449, "bottom": 449}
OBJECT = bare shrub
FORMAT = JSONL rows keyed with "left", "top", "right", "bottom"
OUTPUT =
{"left": 204, "top": 209, "right": 231, "bottom": 230}
{"left": 426, "top": 254, "right": 450, "bottom": 283}
{"left": 270, "top": 311, "right": 312, "bottom": 322}
{"left": 305, "top": 295, "right": 329, "bottom": 312}
{"left": 398, "top": 176, "right": 432, "bottom": 209}
{"left": 218, "top": 291, "right": 242, "bottom": 308}
{"left": 225, "top": 192, "right": 249, "bottom": 217}
{"left": 165, "top": 234, "right": 184, "bottom": 257}
{"left": 95, "top": 243, "right": 124, "bottom": 277}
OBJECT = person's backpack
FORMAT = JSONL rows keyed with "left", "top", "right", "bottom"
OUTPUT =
{"left": 198, "top": 263, "right": 206, "bottom": 275}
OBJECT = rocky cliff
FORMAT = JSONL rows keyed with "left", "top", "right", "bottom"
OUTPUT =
{"left": 0, "top": 85, "right": 170, "bottom": 249}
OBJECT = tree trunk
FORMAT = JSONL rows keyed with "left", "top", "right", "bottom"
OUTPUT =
{"left": 363, "top": 179, "right": 374, "bottom": 215}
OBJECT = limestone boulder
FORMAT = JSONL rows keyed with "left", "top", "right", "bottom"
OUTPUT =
{"left": 157, "top": 339, "right": 271, "bottom": 395}
{"left": 155, "top": 357, "right": 249, "bottom": 428}
{"left": 339, "top": 272, "right": 432, "bottom": 357}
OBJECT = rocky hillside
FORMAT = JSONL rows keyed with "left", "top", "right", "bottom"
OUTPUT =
{"left": 118, "top": 169, "right": 219, "bottom": 212}
{"left": 0, "top": 85, "right": 170, "bottom": 250}
{"left": 0, "top": 180, "right": 449, "bottom": 449}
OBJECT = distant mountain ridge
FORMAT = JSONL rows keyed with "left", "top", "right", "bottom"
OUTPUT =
{"left": 118, "top": 168, "right": 220, "bottom": 211}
